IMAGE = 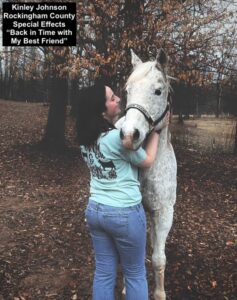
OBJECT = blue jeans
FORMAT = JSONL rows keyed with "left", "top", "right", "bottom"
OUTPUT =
{"left": 85, "top": 200, "right": 148, "bottom": 300}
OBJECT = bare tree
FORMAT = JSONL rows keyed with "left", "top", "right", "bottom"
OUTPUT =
{"left": 1, "top": 0, "right": 236, "bottom": 151}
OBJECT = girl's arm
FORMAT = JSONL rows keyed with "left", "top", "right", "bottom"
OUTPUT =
{"left": 138, "top": 131, "right": 159, "bottom": 168}
{"left": 138, "top": 112, "right": 170, "bottom": 168}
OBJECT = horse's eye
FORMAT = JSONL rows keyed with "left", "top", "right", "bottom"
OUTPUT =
{"left": 155, "top": 89, "right": 162, "bottom": 96}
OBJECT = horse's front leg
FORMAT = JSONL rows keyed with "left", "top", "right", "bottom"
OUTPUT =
{"left": 150, "top": 205, "right": 174, "bottom": 300}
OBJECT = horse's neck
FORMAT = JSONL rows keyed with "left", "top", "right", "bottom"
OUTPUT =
{"left": 158, "top": 126, "right": 170, "bottom": 147}
{"left": 158, "top": 127, "right": 174, "bottom": 160}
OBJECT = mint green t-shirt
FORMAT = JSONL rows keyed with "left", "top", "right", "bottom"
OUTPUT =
{"left": 80, "top": 129, "right": 146, "bottom": 207}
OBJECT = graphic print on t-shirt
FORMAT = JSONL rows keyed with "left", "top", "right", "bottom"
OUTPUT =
{"left": 81, "top": 144, "right": 117, "bottom": 180}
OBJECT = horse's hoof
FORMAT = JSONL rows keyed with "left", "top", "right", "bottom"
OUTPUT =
{"left": 154, "top": 290, "right": 166, "bottom": 300}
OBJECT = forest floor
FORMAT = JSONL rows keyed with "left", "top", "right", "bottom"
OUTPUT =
{"left": 0, "top": 99, "right": 236, "bottom": 300}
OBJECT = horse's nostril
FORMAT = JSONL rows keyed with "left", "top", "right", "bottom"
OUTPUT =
{"left": 120, "top": 130, "right": 124, "bottom": 140}
{"left": 133, "top": 129, "right": 140, "bottom": 140}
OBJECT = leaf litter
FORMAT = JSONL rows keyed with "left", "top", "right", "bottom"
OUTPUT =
{"left": 0, "top": 100, "right": 236, "bottom": 300}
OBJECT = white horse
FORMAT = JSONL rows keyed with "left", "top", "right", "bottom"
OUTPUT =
{"left": 116, "top": 49, "right": 177, "bottom": 300}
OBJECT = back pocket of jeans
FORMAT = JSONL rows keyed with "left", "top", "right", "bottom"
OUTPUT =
{"left": 103, "top": 214, "right": 128, "bottom": 238}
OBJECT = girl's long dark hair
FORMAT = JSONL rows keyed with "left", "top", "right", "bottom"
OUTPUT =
{"left": 76, "top": 83, "right": 114, "bottom": 146}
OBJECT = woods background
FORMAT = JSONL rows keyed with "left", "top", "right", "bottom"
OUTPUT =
{"left": 0, "top": 1, "right": 236, "bottom": 299}
{"left": 0, "top": 0, "right": 237, "bottom": 152}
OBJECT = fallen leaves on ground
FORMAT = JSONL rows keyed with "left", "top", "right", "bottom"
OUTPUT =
{"left": 0, "top": 100, "right": 236, "bottom": 300}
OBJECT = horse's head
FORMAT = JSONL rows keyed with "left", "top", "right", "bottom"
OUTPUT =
{"left": 120, "top": 49, "right": 170, "bottom": 150}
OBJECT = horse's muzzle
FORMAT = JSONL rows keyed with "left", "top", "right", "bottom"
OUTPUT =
{"left": 121, "top": 134, "right": 134, "bottom": 150}
{"left": 120, "top": 129, "right": 141, "bottom": 150}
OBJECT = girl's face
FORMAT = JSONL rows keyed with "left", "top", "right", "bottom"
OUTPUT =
{"left": 104, "top": 86, "right": 121, "bottom": 122}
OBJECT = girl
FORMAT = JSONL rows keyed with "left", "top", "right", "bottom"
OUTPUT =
{"left": 76, "top": 83, "right": 169, "bottom": 300}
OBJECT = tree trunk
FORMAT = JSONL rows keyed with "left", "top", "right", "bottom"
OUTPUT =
{"left": 216, "top": 76, "right": 222, "bottom": 118}
{"left": 3, "top": 47, "right": 9, "bottom": 99}
{"left": 0, "top": 55, "right": 3, "bottom": 98}
{"left": 22, "top": 47, "right": 26, "bottom": 101}
{"left": 9, "top": 46, "right": 14, "bottom": 100}
{"left": 234, "top": 122, "right": 237, "bottom": 155}
{"left": 40, "top": 47, "right": 69, "bottom": 151}
{"left": 42, "top": 77, "right": 68, "bottom": 150}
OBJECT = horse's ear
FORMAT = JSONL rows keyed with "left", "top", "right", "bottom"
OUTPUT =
{"left": 156, "top": 49, "right": 168, "bottom": 70}
{"left": 131, "top": 49, "right": 142, "bottom": 68}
